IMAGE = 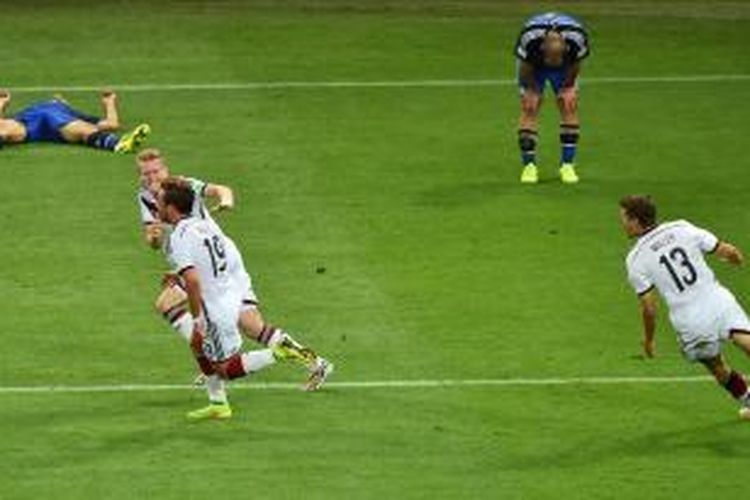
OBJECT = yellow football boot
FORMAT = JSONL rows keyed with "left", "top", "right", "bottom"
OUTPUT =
{"left": 559, "top": 163, "right": 580, "bottom": 184}
{"left": 114, "top": 123, "right": 151, "bottom": 153}
{"left": 520, "top": 163, "right": 539, "bottom": 184}
{"left": 186, "top": 402, "right": 232, "bottom": 421}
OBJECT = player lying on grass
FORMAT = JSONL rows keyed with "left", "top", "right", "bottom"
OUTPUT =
{"left": 136, "top": 149, "right": 332, "bottom": 398}
{"left": 620, "top": 195, "right": 750, "bottom": 420}
{"left": 0, "top": 89, "right": 149, "bottom": 153}
{"left": 514, "top": 12, "right": 589, "bottom": 184}
{"left": 158, "top": 178, "right": 333, "bottom": 419}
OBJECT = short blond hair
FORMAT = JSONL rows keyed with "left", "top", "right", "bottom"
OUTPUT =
{"left": 137, "top": 148, "right": 163, "bottom": 163}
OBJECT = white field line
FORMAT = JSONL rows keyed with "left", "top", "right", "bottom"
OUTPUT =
{"left": 0, "top": 375, "right": 714, "bottom": 395}
{"left": 7, "top": 74, "right": 750, "bottom": 93}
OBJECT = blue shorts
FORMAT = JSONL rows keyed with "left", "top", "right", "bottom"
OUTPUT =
{"left": 14, "top": 100, "right": 99, "bottom": 142}
{"left": 517, "top": 64, "right": 574, "bottom": 96}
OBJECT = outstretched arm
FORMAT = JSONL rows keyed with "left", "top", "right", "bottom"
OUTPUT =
{"left": 97, "top": 90, "right": 120, "bottom": 131}
{"left": 0, "top": 90, "right": 11, "bottom": 117}
{"left": 713, "top": 241, "right": 744, "bottom": 266}
{"left": 638, "top": 289, "right": 658, "bottom": 358}
{"left": 205, "top": 183, "right": 235, "bottom": 211}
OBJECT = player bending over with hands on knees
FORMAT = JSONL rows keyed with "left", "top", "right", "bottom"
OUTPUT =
{"left": 0, "top": 89, "right": 149, "bottom": 153}
{"left": 514, "top": 12, "right": 589, "bottom": 184}
{"left": 620, "top": 195, "right": 750, "bottom": 420}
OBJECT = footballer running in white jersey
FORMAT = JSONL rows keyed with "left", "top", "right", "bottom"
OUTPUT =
{"left": 620, "top": 195, "right": 750, "bottom": 420}
{"left": 136, "top": 149, "right": 333, "bottom": 403}
{"left": 159, "top": 178, "right": 282, "bottom": 419}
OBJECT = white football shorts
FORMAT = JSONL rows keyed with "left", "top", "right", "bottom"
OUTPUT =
{"left": 675, "top": 287, "right": 750, "bottom": 361}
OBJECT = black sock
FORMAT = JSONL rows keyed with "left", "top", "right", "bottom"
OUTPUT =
{"left": 559, "top": 123, "right": 580, "bottom": 164}
{"left": 518, "top": 128, "right": 538, "bottom": 166}
{"left": 85, "top": 131, "right": 119, "bottom": 151}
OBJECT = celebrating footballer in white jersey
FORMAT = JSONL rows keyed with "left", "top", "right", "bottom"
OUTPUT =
{"left": 135, "top": 150, "right": 333, "bottom": 419}
{"left": 620, "top": 195, "right": 750, "bottom": 420}
{"left": 167, "top": 217, "right": 246, "bottom": 363}
{"left": 160, "top": 179, "right": 278, "bottom": 419}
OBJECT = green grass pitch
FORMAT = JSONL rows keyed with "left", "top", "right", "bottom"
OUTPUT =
{"left": 1, "top": 1, "right": 749, "bottom": 498}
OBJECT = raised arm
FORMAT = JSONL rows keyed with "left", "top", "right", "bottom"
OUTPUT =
{"left": 638, "top": 289, "right": 658, "bottom": 358}
{"left": 0, "top": 90, "right": 11, "bottom": 117}
{"left": 204, "top": 183, "right": 235, "bottom": 211}
{"left": 97, "top": 90, "right": 121, "bottom": 132}
{"left": 713, "top": 241, "right": 744, "bottom": 266}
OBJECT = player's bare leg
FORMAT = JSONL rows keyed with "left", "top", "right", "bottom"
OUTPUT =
{"left": 187, "top": 337, "right": 288, "bottom": 421}
{"left": 238, "top": 308, "right": 315, "bottom": 365}
{"left": 154, "top": 281, "right": 207, "bottom": 386}
{"left": 56, "top": 90, "right": 149, "bottom": 152}
{"left": 0, "top": 118, "right": 26, "bottom": 144}
{"left": 187, "top": 346, "right": 232, "bottom": 421}
{"left": 731, "top": 331, "right": 750, "bottom": 419}
{"left": 60, "top": 118, "right": 143, "bottom": 153}
{"left": 518, "top": 90, "right": 541, "bottom": 183}
{"left": 239, "top": 308, "right": 334, "bottom": 391}
{"left": 59, "top": 120, "right": 100, "bottom": 143}
{"left": 212, "top": 349, "right": 276, "bottom": 381}
{"left": 700, "top": 354, "right": 732, "bottom": 384}
{"left": 556, "top": 88, "right": 580, "bottom": 183}
{"left": 699, "top": 353, "right": 750, "bottom": 419}
{"left": 731, "top": 329, "right": 750, "bottom": 356}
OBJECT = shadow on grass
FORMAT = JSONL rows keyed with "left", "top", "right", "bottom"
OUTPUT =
{"left": 499, "top": 419, "right": 747, "bottom": 472}
{"left": 416, "top": 180, "right": 516, "bottom": 208}
{"left": 416, "top": 177, "right": 600, "bottom": 209}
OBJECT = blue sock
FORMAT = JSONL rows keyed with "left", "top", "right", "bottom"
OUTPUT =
{"left": 85, "top": 131, "right": 119, "bottom": 151}
{"left": 560, "top": 124, "right": 579, "bottom": 165}
{"left": 518, "top": 128, "right": 538, "bottom": 166}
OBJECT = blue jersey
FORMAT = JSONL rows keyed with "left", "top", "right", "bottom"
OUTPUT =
{"left": 515, "top": 12, "right": 589, "bottom": 67}
{"left": 14, "top": 100, "right": 99, "bottom": 143}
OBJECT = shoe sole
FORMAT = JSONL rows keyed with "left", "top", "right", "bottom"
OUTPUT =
{"left": 305, "top": 362, "right": 334, "bottom": 392}
{"left": 115, "top": 124, "right": 151, "bottom": 153}
{"left": 187, "top": 411, "right": 232, "bottom": 421}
